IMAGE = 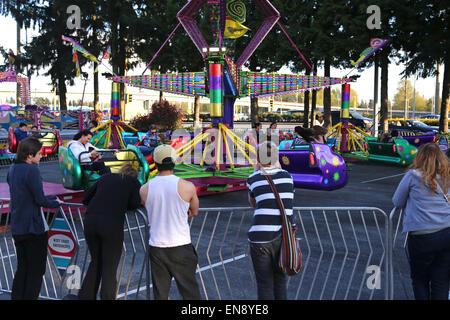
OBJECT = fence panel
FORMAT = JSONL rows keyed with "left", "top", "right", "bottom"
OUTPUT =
{"left": 167, "top": 206, "right": 391, "bottom": 300}
{"left": 388, "top": 207, "right": 413, "bottom": 300}
{"left": 0, "top": 200, "right": 150, "bottom": 300}
{"left": 1, "top": 201, "right": 399, "bottom": 300}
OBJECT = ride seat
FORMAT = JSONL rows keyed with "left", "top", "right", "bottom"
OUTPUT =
{"left": 40, "top": 130, "right": 61, "bottom": 157}
{"left": 58, "top": 146, "right": 100, "bottom": 190}
{"left": 8, "top": 127, "right": 18, "bottom": 153}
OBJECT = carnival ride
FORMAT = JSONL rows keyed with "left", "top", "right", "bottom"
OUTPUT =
{"left": 7, "top": 126, "right": 62, "bottom": 157}
{"left": 364, "top": 137, "right": 417, "bottom": 167}
{"left": 106, "top": 0, "right": 355, "bottom": 194}
{"left": 0, "top": 70, "right": 30, "bottom": 106}
{"left": 58, "top": 145, "right": 149, "bottom": 190}
{"left": 1, "top": 59, "right": 74, "bottom": 159}
{"left": 396, "top": 131, "right": 436, "bottom": 148}
{"left": 61, "top": 35, "right": 123, "bottom": 140}
{"left": 5, "top": 105, "right": 64, "bottom": 157}
{"left": 327, "top": 39, "right": 390, "bottom": 160}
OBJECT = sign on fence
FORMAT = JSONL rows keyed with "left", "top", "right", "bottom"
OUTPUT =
{"left": 47, "top": 210, "right": 78, "bottom": 279}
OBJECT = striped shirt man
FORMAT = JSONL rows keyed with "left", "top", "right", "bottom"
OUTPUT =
{"left": 247, "top": 166, "right": 294, "bottom": 243}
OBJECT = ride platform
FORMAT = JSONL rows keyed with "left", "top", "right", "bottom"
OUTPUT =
{"left": 0, "top": 182, "right": 84, "bottom": 214}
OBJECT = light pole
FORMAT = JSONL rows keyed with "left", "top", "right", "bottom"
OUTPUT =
{"left": 412, "top": 75, "right": 417, "bottom": 119}
{"left": 403, "top": 78, "right": 408, "bottom": 119}
{"left": 79, "top": 72, "right": 89, "bottom": 130}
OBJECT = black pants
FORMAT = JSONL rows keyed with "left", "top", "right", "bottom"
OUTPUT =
{"left": 249, "top": 235, "right": 287, "bottom": 300}
{"left": 78, "top": 216, "right": 123, "bottom": 300}
{"left": 407, "top": 227, "right": 450, "bottom": 300}
{"left": 81, "top": 162, "right": 111, "bottom": 176}
{"left": 149, "top": 244, "right": 201, "bottom": 300}
{"left": 12, "top": 232, "right": 48, "bottom": 300}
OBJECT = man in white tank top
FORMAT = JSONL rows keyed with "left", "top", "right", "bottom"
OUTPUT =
{"left": 140, "top": 145, "right": 201, "bottom": 300}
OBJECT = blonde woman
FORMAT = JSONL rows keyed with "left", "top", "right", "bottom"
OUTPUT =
{"left": 392, "top": 143, "right": 450, "bottom": 300}
{"left": 78, "top": 164, "right": 141, "bottom": 300}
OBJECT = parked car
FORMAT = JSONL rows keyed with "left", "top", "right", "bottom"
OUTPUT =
{"left": 331, "top": 110, "right": 373, "bottom": 130}
{"left": 382, "top": 119, "right": 438, "bottom": 133}
{"left": 420, "top": 114, "right": 440, "bottom": 120}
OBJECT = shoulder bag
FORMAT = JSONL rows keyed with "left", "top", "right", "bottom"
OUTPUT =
{"left": 263, "top": 171, "right": 302, "bottom": 276}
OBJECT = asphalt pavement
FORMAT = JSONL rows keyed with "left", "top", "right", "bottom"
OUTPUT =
{"left": 0, "top": 158, "right": 411, "bottom": 300}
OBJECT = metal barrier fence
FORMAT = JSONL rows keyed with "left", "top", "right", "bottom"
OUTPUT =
{"left": 0, "top": 201, "right": 410, "bottom": 300}
{"left": 189, "top": 207, "right": 390, "bottom": 300}
{"left": 0, "top": 199, "right": 150, "bottom": 300}
{"left": 388, "top": 207, "right": 413, "bottom": 300}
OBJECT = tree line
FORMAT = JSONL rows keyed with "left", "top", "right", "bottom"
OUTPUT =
{"left": 0, "top": 0, "right": 448, "bottom": 132}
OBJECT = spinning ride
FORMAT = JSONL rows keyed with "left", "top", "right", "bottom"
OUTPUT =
{"left": 0, "top": 70, "right": 30, "bottom": 107}
{"left": 278, "top": 140, "right": 347, "bottom": 190}
{"left": 364, "top": 137, "right": 417, "bottom": 167}
{"left": 108, "top": 0, "right": 354, "bottom": 194}
{"left": 328, "top": 39, "right": 390, "bottom": 160}
{"left": 8, "top": 127, "right": 62, "bottom": 157}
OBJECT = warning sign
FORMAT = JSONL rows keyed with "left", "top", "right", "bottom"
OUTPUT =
{"left": 48, "top": 210, "right": 77, "bottom": 279}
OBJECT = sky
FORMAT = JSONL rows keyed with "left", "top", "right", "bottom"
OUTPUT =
{"left": 0, "top": 15, "right": 444, "bottom": 106}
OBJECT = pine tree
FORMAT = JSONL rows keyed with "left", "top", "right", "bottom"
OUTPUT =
{"left": 21, "top": 0, "right": 83, "bottom": 111}
{"left": 396, "top": 0, "right": 449, "bottom": 132}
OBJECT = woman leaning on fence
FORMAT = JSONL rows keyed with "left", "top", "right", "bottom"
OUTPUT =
{"left": 7, "top": 137, "right": 62, "bottom": 300}
{"left": 392, "top": 142, "right": 450, "bottom": 300}
{"left": 78, "top": 163, "right": 142, "bottom": 300}
{"left": 247, "top": 141, "right": 295, "bottom": 300}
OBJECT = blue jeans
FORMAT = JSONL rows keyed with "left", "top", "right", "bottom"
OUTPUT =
{"left": 407, "top": 227, "right": 450, "bottom": 300}
{"left": 249, "top": 235, "right": 287, "bottom": 300}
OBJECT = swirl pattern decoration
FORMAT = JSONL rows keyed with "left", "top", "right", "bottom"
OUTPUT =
{"left": 226, "top": 0, "right": 246, "bottom": 23}
{"left": 370, "top": 38, "right": 386, "bottom": 48}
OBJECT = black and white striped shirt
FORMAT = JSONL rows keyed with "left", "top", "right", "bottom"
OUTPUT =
{"left": 247, "top": 167, "right": 294, "bottom": 243}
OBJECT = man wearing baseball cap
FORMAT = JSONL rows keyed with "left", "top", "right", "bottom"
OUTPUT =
{"left": 139, "top": 145, "right": 201, "bottom": 300}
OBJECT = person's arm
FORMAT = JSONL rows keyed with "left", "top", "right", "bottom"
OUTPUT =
{"left": 247, "top": 178, "right": 256, "bottom": 208}
{"left": 286, "top": 175, "right": 295, "bottom": 225}
{"left": 139, "top": 183, "right": 149, "bottom": 206}
{"left": 248, "top": 192, "right": 256, "bottom": 208}
{"left": 187, "top": 182, "right": 199, "bottom": 218}
{"left": 28, "top": 166, "right": 60, "bottom": 208}
{"left": 82, "top": 181, "right": 98, "bottom": 206}
{"left": 127, "top": 179, "right": 142, "bottom": 210}
{"left": 392, "top": 171, "right": 412, "bottom": 208}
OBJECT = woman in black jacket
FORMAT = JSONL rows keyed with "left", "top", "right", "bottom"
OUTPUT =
{"left": 78, "top": 164, "right": 142, "bottom": 300}
{"left": 7, "top": 137, "right": 62, "bottom": 300}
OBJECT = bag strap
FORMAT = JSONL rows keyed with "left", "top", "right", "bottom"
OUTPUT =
{"left": 262, "top": 170, "right": 289, "bottom": 224}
